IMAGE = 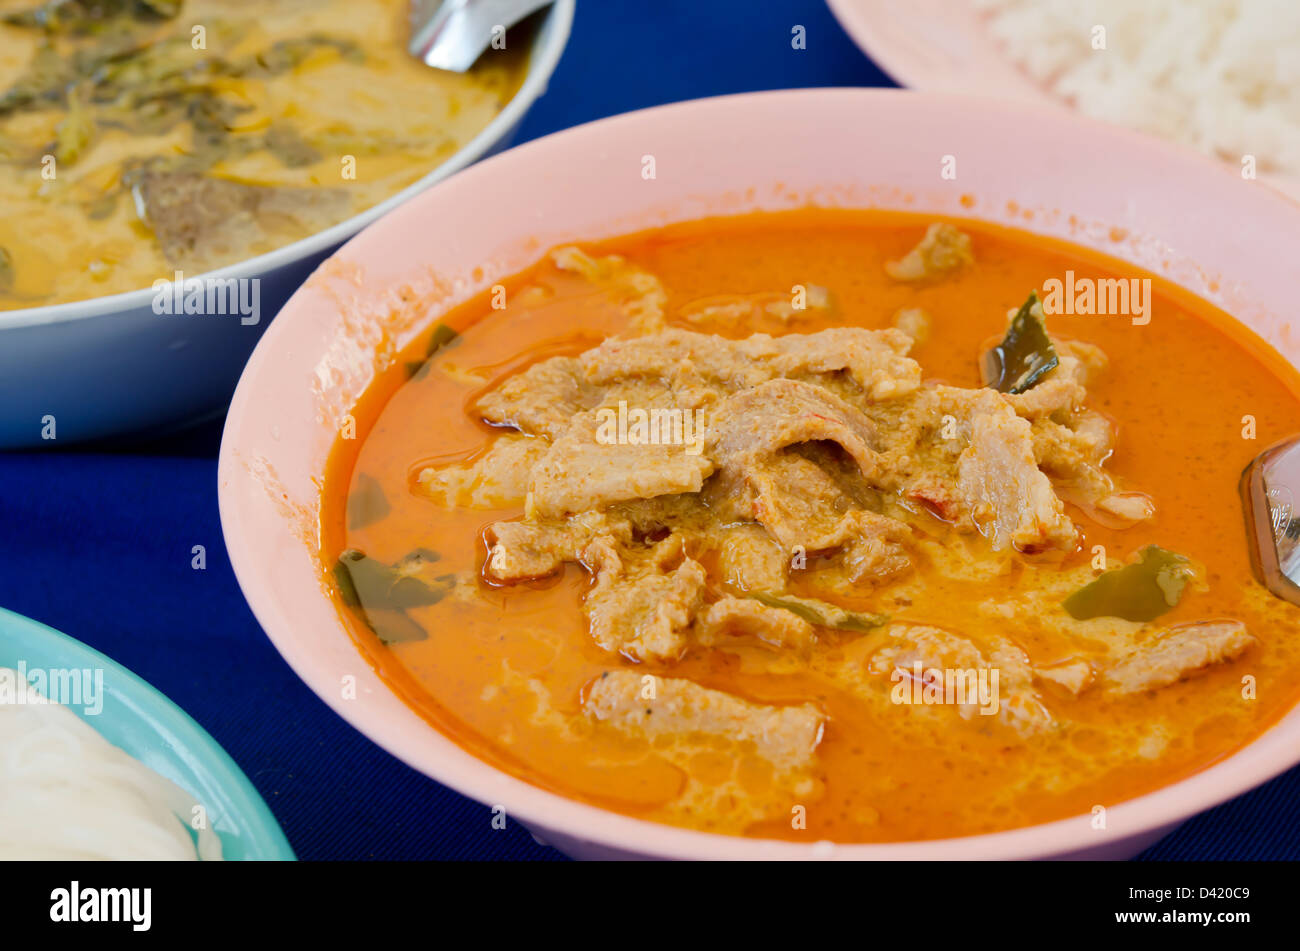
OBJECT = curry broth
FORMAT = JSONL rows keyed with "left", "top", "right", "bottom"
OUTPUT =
{"left": 322, "top": 209, "right": 1300, "bottom": 842}
{"left": 0, "top": 0, "right": 527, "bottom": 308}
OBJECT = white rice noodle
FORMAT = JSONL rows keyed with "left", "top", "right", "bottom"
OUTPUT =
{"left": 0, "top": 669, "right": 224, "bottom": 861}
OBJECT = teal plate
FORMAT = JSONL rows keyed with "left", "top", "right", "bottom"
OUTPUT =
{"left": 0, "top": 606, "right": 294, "bottom": 860}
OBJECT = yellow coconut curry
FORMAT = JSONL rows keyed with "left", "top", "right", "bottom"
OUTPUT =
{"left": 321, "top": 210, "right": 1300, "bottom": 842}
{"left": 0, "top": 0, "right": 527, "bottom": 309}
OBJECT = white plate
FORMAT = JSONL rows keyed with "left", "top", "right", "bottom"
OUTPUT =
{"left": 826, "top": 0, "right": 1300, "bottom": 202}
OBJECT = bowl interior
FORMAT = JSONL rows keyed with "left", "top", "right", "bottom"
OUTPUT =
{"left": 0, "top": 607, "right": 294, "bottom": 861}
{"left": 0, "top": 0, "right": 574, "bottom": 331}
{"left": 220, "top": 88, "right": 1300, "bottom": 859}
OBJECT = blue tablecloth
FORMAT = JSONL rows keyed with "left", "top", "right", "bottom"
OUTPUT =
{"left": 3, "top": 0, "right": 1296, "bottom": 861}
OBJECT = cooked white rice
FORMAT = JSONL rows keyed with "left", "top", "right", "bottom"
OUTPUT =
{"left": 0, "top": 668, "right": 224, "bottom": 860}
{"left": 973, "top": 0, "right": 1300, "bottom": 177}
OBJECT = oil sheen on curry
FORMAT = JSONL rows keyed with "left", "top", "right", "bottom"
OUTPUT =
{"left": 322, "top": 210, "right": 1300, "bottom": 842}
{"left": 0, "top": 0, "right": 526, "bottom": 308}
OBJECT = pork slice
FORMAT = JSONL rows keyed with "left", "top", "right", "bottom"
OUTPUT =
{"left": 883, "top": 386, "right": 1081, "bottom": 549}
{"left": 868, "top": 624, "right": 988, "bottom": 675}
{"left": 606, "top": 492, "right": 710, "bottom": 536}
{"left": 892, "top": 307, "right": 932, "bottom": 344}
{"left": 528, "top": 412, "right": 715, "bottom": 518}
{"left": 1103, "top": 620, "right": 1255, "bottom": 696}
{"left": 581, "top": 327, "right": 921, "bottom": 402}
{"left": 756, "top": 480, "right": 911, "bottom": 581}
{"left": 1033, "top": 414, "right": 1154, "bottom": 528}
{"left": 868, "top": 624, "right": 1053, "bottom": 737}
{"left": 1006, "top": 376, "right": 1086, "bottom": 419}
{"left": 416, "top": 434, "right": 547, "bottom": 509}
{"left": 957, "top": 404, "right": 1076, "bottom": 552}
{"left": 1032, "top": 413, "right": 1113, "bottom": 476}
{"left": 902, "top": 469, "right": 966, "bottom": 522}
{"left": 584, "top": 670, "right": 824, "bottom": 769}
{"left": 745, "top": 327, "right": 922, "bottom": 399}
{"left": 1055, "top": 340, "right": 1109, "bottom": 385}
{"left": 1031, "top": 418, "right": 1113, "bottom": 502}
{"left": 484, "top": 512, "right": 629, "bottom": 582}
{"left": 697, "top": 597, "right": 816, "bottom": 651}
{"left": 705, "top": 382, "right": 910, "bottom": 561}
{"left": 708, "top": 378, "right": 880, "bottom": 481}
{"left": 717, "top": 524, "right": 789, "bottom": 591}
{"left": 1034, "top": 659, "right": 1094, "bottom": 696}
{"left": 475, "top": 356, "right": 602, "bottom": 440}
{"left": 134, "top": 169, "right": 349, "bottom": 271}
{"left": 884, "top": 223, "right": 974, "bottom": 282}
{"left": 840, "top": 520, "right": 913, "bottom": 585}
{"left": 1093, "top": 492, "right": 1156, "bottom": 525}
{"left": 739, "top": 454, "right": 857, "bottom": 551}
{"left": 706, "top": 379, "right": 883, "bottom": 547}
{"left": 580, "top": 328, "right": 767, "bottom": 390}
{"left": 484, "top": 521, "right": 572, "bottom": 580}
{"left": 582, "top": 541, "right": 708, "bottom": 662}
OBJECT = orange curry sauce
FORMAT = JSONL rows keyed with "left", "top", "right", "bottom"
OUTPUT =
{"left": 320, "top": 209, "right": 1300, "bottom": 842}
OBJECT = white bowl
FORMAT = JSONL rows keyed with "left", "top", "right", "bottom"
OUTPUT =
{"left": 0, "top": 0, "right": 572, "bottom": 449}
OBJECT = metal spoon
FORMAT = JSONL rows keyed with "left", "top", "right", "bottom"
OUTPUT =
{"left": 410, "top": 0, "right": 554, "bottom": 72}
{"left": 1241, "top": 437, "right": 1300, "bottom": 605}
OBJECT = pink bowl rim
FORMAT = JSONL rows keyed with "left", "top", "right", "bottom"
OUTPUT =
{"left": 220, "top": 87, "right": 1300, "bottom": 860}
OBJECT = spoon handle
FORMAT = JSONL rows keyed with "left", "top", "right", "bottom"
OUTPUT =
{"left": 411, "top": 0, "right": 554, "bottom": 72}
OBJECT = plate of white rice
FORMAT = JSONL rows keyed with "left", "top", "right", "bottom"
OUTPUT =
{"left": 827, "top": 0, "right": 1300, "bottom": 199}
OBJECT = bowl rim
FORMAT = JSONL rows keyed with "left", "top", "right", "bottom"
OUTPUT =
{"left": 220, "top": 86, "right": 1300, "bottom": 860}
{"left": 0, "top": 605, "right": 295, "bottom": 860}
{"left": 0, "top": 0, "right": 574, "bottom": 331}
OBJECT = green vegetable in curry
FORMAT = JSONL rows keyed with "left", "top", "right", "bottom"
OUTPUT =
{"left": 751, "top": 592, "right": 888, "bottom": 633}
{"left": 0, "top": 7, "right": 363, "bottom": 164}
{"left": 1063, "top": 545, "right": 1194, "bottom": 622}
{"left": 346, "top": 473, "right": 391, "bottom": 531}
{"left": 3, "top": 0, "right": 179, "bottom": 33}
{"left": 334, "top": 548, "right": 454, "bottom": 644}
{"left": 982, "top": 291, "right": 1059, "bottom": 395}
{"left": 408, "top": 323, "right": 461, "bottom": 380}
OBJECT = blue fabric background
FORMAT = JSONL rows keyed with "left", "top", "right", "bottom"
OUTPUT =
{"left": 2, "top": 0, "right": 1296, "bottom": 860}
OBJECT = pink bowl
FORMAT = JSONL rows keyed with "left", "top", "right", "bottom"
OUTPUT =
{"left": 219, "top": 89, "right": 1300, "bottom": 860}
